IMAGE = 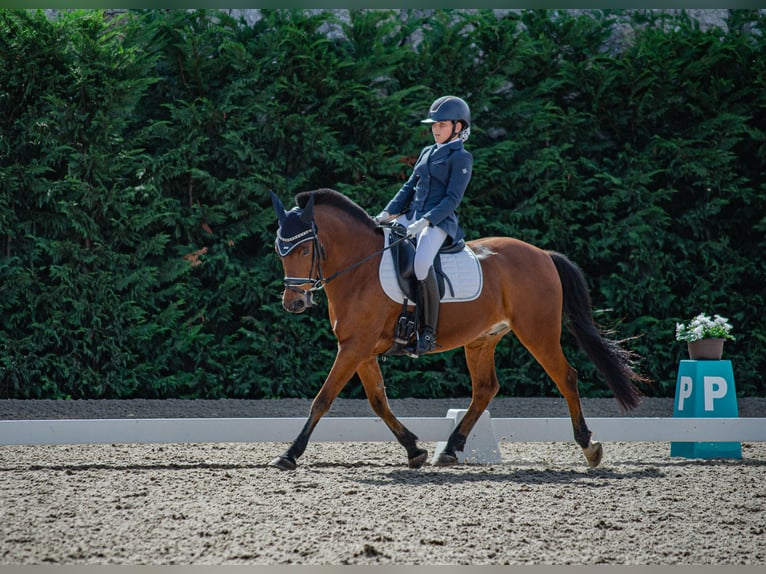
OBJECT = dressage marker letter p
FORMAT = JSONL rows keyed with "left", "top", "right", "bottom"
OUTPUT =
{"left": 704, "top": 376, "right": 728, "bottom": 411}
{"left": 671, "top": 360, "right": 741, "bottom": 459}
{"left": 677, "top": 376, "right": 693, "bottom": 411}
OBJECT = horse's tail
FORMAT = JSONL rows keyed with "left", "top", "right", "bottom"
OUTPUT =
{"left": 549, "top": 251, "right": 647, "bottom": 411}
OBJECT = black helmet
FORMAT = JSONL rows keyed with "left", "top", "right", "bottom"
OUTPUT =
{"left": 421, "top": 95, "right": 471, "bottom": 128}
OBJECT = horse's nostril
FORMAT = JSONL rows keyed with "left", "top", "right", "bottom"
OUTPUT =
{"left": 288, "top": 299, "right": 306, "bottom": 313}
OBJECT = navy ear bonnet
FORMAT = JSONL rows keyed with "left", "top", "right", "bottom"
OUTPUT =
{"left": 271, "top": 191, "right": 316, "bottom": 257}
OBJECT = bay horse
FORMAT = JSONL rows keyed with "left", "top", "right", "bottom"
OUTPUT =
{"left": 269, "top": 188, "right": 648, "bottom": 470}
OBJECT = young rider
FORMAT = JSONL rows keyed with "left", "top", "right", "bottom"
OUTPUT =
{"left": 374, "top": 95, "right": 473, "bottom": 356}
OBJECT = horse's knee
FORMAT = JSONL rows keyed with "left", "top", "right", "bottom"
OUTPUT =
{"left": 472, "top": 376, "right": 499, "bottom": 400}
{"left": 309, "top": 396, "right": 333, "bottom": 419}
{"left": 366, "top": 394, "right": 388, "bottom": 418}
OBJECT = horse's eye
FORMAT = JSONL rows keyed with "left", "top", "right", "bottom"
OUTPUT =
{"left": 301, "top": 246, "right": 311, "bottom": 256}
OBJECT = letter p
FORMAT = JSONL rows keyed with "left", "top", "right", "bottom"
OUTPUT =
{"left": 704, "top": 376, "right": 728, "bottom": 411}
{"left": 678, "top": 376, "right": 693, "bottom": 412}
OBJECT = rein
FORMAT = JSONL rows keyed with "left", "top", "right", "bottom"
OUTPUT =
{"left": 282, "top": 225, "right": 408, "bottom": 295}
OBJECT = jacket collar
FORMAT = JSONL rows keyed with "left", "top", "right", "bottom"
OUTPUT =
{"left": 430, "top": 139, "right": 463, "bottom": 161}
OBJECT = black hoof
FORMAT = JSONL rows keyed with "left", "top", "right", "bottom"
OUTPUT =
{"left": 434, "top": 451, "right": 459, "bottom": 466}
{"left": 408, "top": 449, "right": 428, "bottom": 469}
{"left": 269, "top": 455, "right": 297, "bottom": 471}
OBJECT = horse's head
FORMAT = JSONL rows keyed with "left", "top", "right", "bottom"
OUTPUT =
{"left": 271, "top": 191, "right": 322, "bottom": 313}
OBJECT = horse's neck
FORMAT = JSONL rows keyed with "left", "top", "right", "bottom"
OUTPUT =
{"left": 317, "top": 210, "right": 381, "bottom": 278}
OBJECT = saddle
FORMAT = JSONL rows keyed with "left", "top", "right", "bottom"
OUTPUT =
{"left": 386, "top": 223, "right": 465, "bottom": 302}
{"left": 380, "top": 224, "right": 482, "bottom": 357}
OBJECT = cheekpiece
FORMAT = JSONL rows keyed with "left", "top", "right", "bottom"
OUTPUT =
{"left": 275, "top": 207, "right": 314, "bottom": 257}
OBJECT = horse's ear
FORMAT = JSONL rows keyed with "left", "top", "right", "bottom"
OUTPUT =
{"left": 270, "top": 190, "right": 287, "bottom": 224}
{"left": 299, "top": 193, "right": 315, "bottom": 224}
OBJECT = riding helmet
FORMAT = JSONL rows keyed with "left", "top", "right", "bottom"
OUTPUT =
{"left": 420, "top": 95, "right": 471, "bottom": 127}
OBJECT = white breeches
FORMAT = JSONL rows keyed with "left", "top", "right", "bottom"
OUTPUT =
{"left": 395, "top": 213, "right": 449, "bottom": 280}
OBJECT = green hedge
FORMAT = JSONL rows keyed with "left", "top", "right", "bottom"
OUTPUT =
{"left": 1, "top": 9, "right": 764, "bottom": 400}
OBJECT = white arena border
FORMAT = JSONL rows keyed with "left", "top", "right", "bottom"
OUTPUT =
{"left": 2, "top": 409, "right": 765, "bottom": 458}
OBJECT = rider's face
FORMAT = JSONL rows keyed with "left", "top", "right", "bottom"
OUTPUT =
{"left": 431, "top": 120, "right": 457, "bottom": 145}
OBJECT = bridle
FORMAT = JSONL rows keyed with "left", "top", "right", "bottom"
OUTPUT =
{"left": 278, "top": 223, "right": 408, "bottom": 297}
{"left": 278, "top": 223, "right": 325, "bottom": 296}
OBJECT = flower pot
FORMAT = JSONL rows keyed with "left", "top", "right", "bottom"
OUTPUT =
{"left": 687, "top": 338, "right": 725, "bottom": 360}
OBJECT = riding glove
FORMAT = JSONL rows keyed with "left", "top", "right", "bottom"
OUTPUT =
{"left": 407, "top": 218, "right": 430, "bottom": 238}
{"left": 373, "top": 210, "right": 390, "bottom": 225}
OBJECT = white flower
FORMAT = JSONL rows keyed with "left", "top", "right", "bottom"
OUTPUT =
{"left": 675, "top": 312, "right": 735, "bottom": 342}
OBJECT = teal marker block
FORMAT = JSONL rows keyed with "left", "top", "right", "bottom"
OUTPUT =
{"left": 671, "top": 360, "right": 741, "bottom": 459}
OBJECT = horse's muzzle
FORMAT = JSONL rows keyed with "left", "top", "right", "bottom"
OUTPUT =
{"left": 282, "top": 291, "right": 314, "bottom": 313}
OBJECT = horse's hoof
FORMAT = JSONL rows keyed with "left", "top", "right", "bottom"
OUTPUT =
{"left": 434, "top": 451, "right": 459, "bottom": 466}
{"left": 583, "top": 441, "right": 603, "bottom": 468}
{"left": 408, "top": 449, "right": 428, "bottom": 469}
{"left": 269, "top": 455, "right": 297, "bottom": 471}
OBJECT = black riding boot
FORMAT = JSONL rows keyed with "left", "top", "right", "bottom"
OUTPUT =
{"left": 416, "top": 266, "right": 439, "bottom": 356}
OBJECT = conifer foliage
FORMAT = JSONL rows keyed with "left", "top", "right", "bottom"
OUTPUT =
{"left": 1, "top": 9, "right": 764, "bottom": 398}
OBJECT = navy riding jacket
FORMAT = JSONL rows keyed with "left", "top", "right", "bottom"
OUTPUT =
{"left": 384, "top": 139, "right": 472, "bottom": 243}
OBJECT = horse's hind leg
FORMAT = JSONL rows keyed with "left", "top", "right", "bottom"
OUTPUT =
{"left": 559, "top": 364, "right": 603, "bottom": 467}
{"left": 520, "top": 338, "right": 603, "bottom": 467}
{"left": 356, "top": 357, "right": 428, "bottom": 469}
{"left": 435, "top": 335, "right": 501, "bottom": 466}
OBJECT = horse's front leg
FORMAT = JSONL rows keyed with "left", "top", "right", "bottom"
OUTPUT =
{"left": 356, "top": 357, "right": 428, "bottom": 469}
{"left": 269, "top": 347, "right": 361, "bottom": 471}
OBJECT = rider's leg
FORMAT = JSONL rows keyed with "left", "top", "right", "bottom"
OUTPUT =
{"left": 413, "top": 226, "right": 447, "bottom": 355}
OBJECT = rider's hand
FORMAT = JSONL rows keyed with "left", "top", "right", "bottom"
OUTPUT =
{"left": 373, "top": 210, "right": 391, "bottom": 225}
{"left": 407, "top": 218, "right": 430, "bottom": 238}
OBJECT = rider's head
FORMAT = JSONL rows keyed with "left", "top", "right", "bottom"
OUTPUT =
{"left": 420, "top": 95, "right": 471, "bottom": 144}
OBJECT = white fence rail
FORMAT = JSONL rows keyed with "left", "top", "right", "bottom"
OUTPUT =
{"left": 2, "top": 412, "right": 764, "bottom": 446}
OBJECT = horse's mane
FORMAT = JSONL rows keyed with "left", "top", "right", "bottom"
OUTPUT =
{"left": 295, "top": 188, "right": 379, "bottom": 233}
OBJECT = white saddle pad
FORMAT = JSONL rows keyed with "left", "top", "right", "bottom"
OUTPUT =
{"left": 379, "top": 228, "right": 483, "bottom": 304}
